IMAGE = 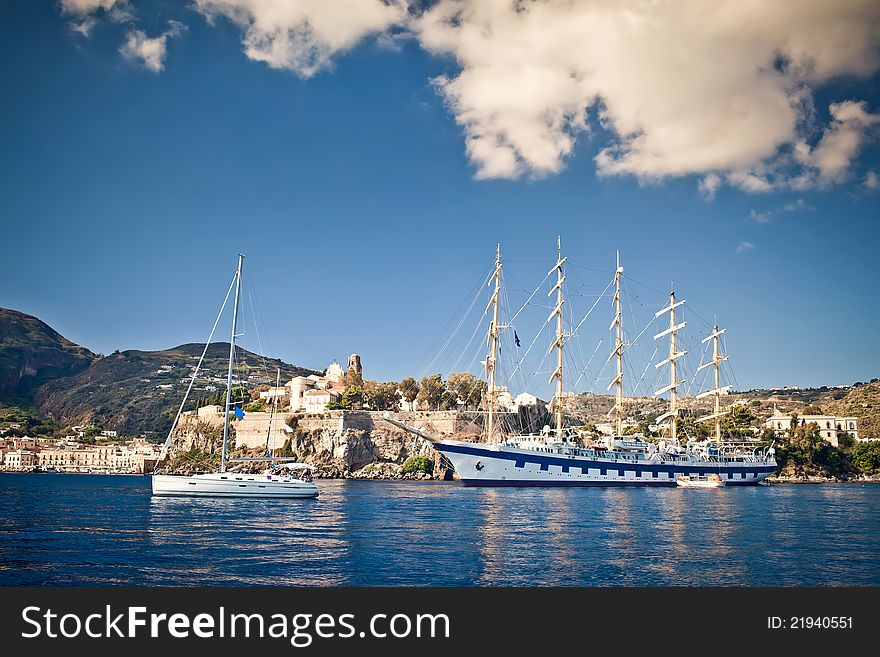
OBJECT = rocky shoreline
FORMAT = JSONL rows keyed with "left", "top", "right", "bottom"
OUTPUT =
{"left": 766, "top": 474, "right": 880, "bottom": 484}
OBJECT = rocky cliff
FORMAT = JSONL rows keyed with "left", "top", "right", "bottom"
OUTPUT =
{"left": 163, "top": 410, "right": 490, "bottom": 479}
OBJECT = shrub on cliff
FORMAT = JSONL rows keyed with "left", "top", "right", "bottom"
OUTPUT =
{"left": 850, "top": 441, "right": 880, "bottom": 473}
{"left": 402, "top": 455, "right": 434, "bottom": 475}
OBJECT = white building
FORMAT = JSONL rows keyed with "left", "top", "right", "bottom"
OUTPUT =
{"left": 259, "top": 386, "right": 290, "bottom": 404}
{"left": 765, "top": 406, "right": 859, "bottom": 447}
{"left": 287, "top": 361, "right": 348, "bottom": 412}
{"left": 197, "top": 404, "right": 224, "bottom": 418}
{"left": 303, "top": 388, "right": 341, "bottom": 414}
{"left": 3, "top": 449, "right": 36, "bottom": 470}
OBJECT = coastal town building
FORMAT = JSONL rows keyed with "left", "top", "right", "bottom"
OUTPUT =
{"left": 3, "top": 449, "right": 36, "bottom": 469}
{"left": 197, "top": 404, "right": 223, "bottom": 418}
{"left": 303, "top": 388, "right": 342, "bottom": 413}
{"left": 0, "top": 437, "right": 161, "bottom": 473}
{"left": 765, "top": 406, "right": 859, "bottom": 447}
{"left": 259, "top": 386, "right": 290, "bottom": 404}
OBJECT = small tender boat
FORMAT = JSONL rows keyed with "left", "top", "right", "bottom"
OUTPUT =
{"left": 676, "top": 473, "right": 725, "bottom": 488}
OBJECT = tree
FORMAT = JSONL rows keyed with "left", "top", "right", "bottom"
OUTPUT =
{"left": 398, "top": 377, "right": 420, "bottom": 408}
{"left": 720, "top": 404, "right": 756, "bottom": 438}
{"left": 679, "top": 414, "right": 710, "bottom": 441}
{"left": 417, "top": 374, "right": 447, "bottom": 411}
{"left": 342, "top": 385, "right": 364, "bottom": 410}
{"left": 446, "top": 372, "right": 486, "bottom": 410}
{"left": 342, "top": 368, "right": 364, "bottom": 389}
{"left": 850, "top": 441, "right": 880, "bottom": 473}
{"left": 363, "top": 381, "right": 400, "bottom": 411}
{"left": 328, "top": 385, "right": 365, "bottom": 410}
{"left": 837, "top": 432, "right": 856, "bottom": 450}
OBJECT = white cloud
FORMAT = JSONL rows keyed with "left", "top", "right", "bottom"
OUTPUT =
{"left": 61, "top": 0, "right": 133, "bottom": 37}
{"left": 736, "top": 241, "right": 755, "bottom": 254}
{"left": 193, "top": 0, "right": 407, "bottom": 78}
{"left": 119, "top": 21, "right": 187, "bottom": 73}
{"left": 749, "top": 198, "right": 812, "bottom": 223}
{"left": 698, "top": 173, "right": 722, "bottom": 201}
{"left": 412, "top": 0, "right": 880, "bottom": 186}
{"left": 60, "top": 0, "right": 118, "bottom": 13}
{"left": 808, "top": 101, "right": 880, "bottom": 185}
{"left": 866, "top": 171, "right": 879, "bottom": 190}
{"left": 69, "top": 16, "right": 98, "bottom": 37}
{"left": 60, "top": 0, "right": 880, "bottom": 194}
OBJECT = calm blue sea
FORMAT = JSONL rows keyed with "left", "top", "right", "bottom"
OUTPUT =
{"left": 1, "top": 474, "right": 878, "bottom": 586}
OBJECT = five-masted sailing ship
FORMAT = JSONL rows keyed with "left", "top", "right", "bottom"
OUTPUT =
{"left": 387, "top": 238, "right": 776, "bottom": 486}
{"left": 151, "top": 254, "right": 319, "bottom": 498}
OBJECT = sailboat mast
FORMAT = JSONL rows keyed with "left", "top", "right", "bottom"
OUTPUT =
{"left": 485, "top": 244, "right": 502, "bottom": 444}
{"left": 612, "top": 252, "right": 624, "bottom": 437}
{"left": 653, "top": 287, "right": 686, "bottom": 445}
{"left": 712, "top": 325, "right": 721, "bottom": 444}
{"left": 220, "top": 254, "right": 244, "bottom": 474}
{"left": 548, "top": 236, "right": 566, "bottom": 436}
{"left": 668, "top": 290, "right": 679, "bottom": 444}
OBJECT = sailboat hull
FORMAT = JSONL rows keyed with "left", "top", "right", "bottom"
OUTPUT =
{"left": 151, "top": 473, "right": 319, "bottom": 498}
{"left": 434, "top": 440, "right": 775, "bottom": 487}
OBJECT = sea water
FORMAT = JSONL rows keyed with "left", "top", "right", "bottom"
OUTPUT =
{"left": 1, "top": 474, "right": 878, "bottom": 586}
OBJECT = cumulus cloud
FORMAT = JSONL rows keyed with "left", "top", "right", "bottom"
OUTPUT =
{"left": 61, "top": 0, "right": 880, "bottom": 194}
{"left": 412, "top": 0, "right": 880, "bottom": 186}
{"left": 119, "top": 21, "right": 187, "bottom": 73}
{"left": 808, "top": 101, "right": 880, "bottom": 185}
{"left": 736, "top": 241, "right": 755, "bottom": 254}
{"left": 193, "top": 0, "right": 407, "bottom": 78}
{"left": 866, "top": 171, "right": 879, "bottom": 190}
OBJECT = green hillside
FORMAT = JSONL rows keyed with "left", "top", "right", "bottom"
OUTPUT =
{"left": 0, "top": 307, "right": 320, "bottom": 438}
{"left": 34, "top": 343, "right": 320, "bottom": 437}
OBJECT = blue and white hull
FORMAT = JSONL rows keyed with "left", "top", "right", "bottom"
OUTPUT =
{"left": 434, "top": 440, "right": 776, "bottom": 487}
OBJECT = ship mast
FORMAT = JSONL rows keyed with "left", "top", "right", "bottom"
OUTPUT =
{"left": 697, "top": 323, "right": 731, "bottom": 444}
{"left": 608, "top": 251, "right": 625, "bottom": 437}
{"left": 653, "top": 287, "right": 686, "bottom": 445}
{"left": 548, "top": 236, "right": 566, "bottom": 437}
{"left": 220, "top": 253, "right": 244, "bottom": 473}
{"left": 485, "top": 244, "right": 502, "bottom": 444}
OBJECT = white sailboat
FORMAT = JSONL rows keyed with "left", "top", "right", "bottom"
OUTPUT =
{"left": 151, "top": 254, "right": 318, "bottom": 498}
{"left": 386, "top": 240, "right": 776, "bottom": 486}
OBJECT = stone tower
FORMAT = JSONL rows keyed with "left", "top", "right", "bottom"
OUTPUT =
{"left": 347, "top": 353, "right": 362, "bottom": 378}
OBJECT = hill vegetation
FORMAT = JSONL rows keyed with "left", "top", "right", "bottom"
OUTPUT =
{"left": 0, "top": 308, "right": 319, "bottom": 439}
{"left": 34, "top": 343, "right": 319, "bottom": 437}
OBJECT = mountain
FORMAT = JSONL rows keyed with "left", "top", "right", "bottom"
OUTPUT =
{"left": 34, "top": 343, "right": 320, "bottom": 437}
{"left": 0, "top": 308, "right": 97, "bottom": 402}
{"left": 0, "top": 308, "right": 320, "bottom": 437}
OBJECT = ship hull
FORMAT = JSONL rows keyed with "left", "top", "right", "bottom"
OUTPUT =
{"left": 434, "top": 441, "right": 775, "bottom": 487}
{"left": 151, "top": 473, "right": 319, "bottom": 498}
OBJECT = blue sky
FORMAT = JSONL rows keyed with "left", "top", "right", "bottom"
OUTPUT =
{"left": 1, "top": 0, "right": 879, "bottom": 398}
